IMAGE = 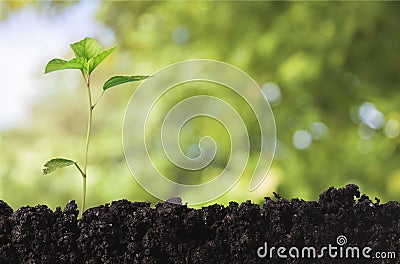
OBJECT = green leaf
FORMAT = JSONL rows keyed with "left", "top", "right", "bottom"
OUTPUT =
{"left": 44, "top": 57, "right": 86, "bottom": 73}
{"left": 83, "top": 61, "right": 90, "bottom": 76}
{"left": 43, "top": 158, "right": 76, "bottom": 175}
{"left": 88, "top": 45, "right": 117, "bottom": 73}
{"left": 70, "top": 37, "right": 104, "bottom": 60}
{"left": 103, "top": 75, "right": 149, "bottom": 91}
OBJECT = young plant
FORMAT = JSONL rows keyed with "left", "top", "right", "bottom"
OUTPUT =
{"left": 42, "top": 37, "right": 148, "bottom": 212}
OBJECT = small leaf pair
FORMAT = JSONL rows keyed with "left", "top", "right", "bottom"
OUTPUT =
{"left": 45, "top": 37, "right": 116, "bottom": 75}
{"left": 44, "top": 37, "right": 149, "bottom": 91}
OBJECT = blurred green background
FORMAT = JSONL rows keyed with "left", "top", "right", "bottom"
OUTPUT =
{"left": 1, "top": 1, "right": 399, "bottom": 210}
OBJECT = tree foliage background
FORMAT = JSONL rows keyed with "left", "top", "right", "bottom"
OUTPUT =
{"left": 1, "top": 1, "right": 399, "bottom": 210}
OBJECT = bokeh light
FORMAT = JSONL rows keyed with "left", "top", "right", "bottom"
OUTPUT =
{"left": 292, "top": 130, "right": 312, "bottom": 150}
{"left": 384, "top": 119, "right": 400, "bottom": 139}
{"left": 262, "top": 82, "right": 282, "bottom": 106}
{"left": 358, "top": 102, "right": 385, "bottom": 130}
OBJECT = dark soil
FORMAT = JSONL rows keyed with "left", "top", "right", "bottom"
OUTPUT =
{"left": 0, "top": 184, "right": 399, "bottom": 263}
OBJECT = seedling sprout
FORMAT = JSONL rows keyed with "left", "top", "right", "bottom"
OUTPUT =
{"left": 42, "top": 37, "right": 148, "bottom": 212}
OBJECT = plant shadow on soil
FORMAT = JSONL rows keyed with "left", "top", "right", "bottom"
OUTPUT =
{"left": 0, "top": 184, "right": 399, "bottom": 263}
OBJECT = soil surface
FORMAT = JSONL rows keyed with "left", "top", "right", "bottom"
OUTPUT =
{"left": 0, "top": 184, "right": 399, "bottom": 263}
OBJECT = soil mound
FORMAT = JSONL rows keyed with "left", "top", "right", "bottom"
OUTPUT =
{"left": 1, "top": 184, "right": 399, "bottom": 263}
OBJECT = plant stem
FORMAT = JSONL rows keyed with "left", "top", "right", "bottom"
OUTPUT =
{"left": 92, "top": 90, "right": 105, "bottom": 110}
{"left": 82, "top": 74, "right": 93, "bottom": 213}
{"left": 74, "top": 162, "right": 85, "bottom": 177}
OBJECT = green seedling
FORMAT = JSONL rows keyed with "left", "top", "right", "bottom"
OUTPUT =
{"left": 42, "top": 37, "right": 148, "bottom": 212}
